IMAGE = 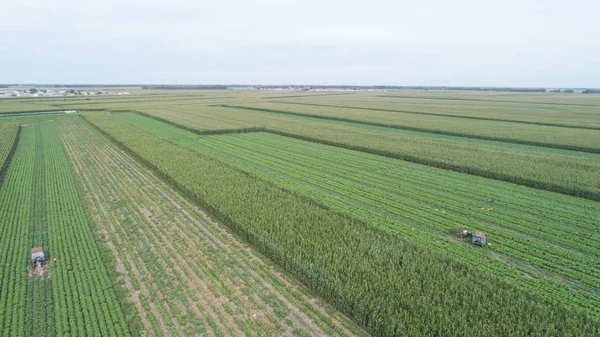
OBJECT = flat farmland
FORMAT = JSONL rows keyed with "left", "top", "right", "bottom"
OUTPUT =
{"left": 273, "top": 91, "right": 600, "bottom": 128}
{"left": 56, "top": 117, "right": 365, "bottom": 337}
{"left": 85, "top": 111, "right": 599, "bottom": 336}
{"left": 127, "top": 106, "right": 600, "bottom": 200}
{"left": 113, "top": 111, "right": 600, "bottom": 315}
{"left": 0, "top": 101, "right": 64, "bottom": 114}
{"left": 223, "top": 102, "right": 600, "bottom": 152}
{"left": 0, "top": 123, "right": 18, "bottom": 170}
{"left": 0, "top": 121, "right": 129, "bottom": 337}
{"left": 1, "top": 90, "right": 599, "bottom": 336}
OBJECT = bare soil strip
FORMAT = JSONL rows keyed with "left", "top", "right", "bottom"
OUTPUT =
{"left": 57, "top": 118, "right": 366, "bottom": 337}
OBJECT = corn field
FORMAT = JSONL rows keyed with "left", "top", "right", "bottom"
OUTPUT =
{"left": 84, "top": 112, "right": 600, "bottom": 337}
{"left": 0, "top": 90, "right": 599, "bottom": 337}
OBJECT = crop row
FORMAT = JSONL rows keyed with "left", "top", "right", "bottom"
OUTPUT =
{"left": 203, "top": 134, "right": 600, "bottom": 290}
{"left": 84, "top": 112, "right": 600, "bottom": 337}
{"left": 0, "top": 102, "right": 61, "bottom": 114}
{"left": 121, "top": 108, "right": 600, "bottom": 201}
{"left": 222, "top": 103, "right": 600, "bottom": 153}
{"left": 57, "top": 117, "right": 365, "bottom": 336}
{"left": 1, "top": 123, "right": 131, "bottom": 336}
{"left": 0, "top": 123, "right": 19, "bottom": 176}
{"left": 39, "top": 123, "right": 130, "bottom": 337}
{"left": 270, "top": 99, "right": 600, "bottom": 130}
{"left": 0, "top": 127, "right": 36, "bottom": 336}
{"left": 276, "top": 92, "right": 600, "bottom": 128}
{"left": 57, "top": 95, "right": 230, "bottom": 112}
{"left": 24, "top": 125, "right": 55, "bottom": 337}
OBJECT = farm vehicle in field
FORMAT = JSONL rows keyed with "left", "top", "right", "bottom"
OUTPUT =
{"left": 457, "top": 230, "right": 486, "bottom": 246}
{"left": 27, "top": 247, "right": 50, "bottom": 278}
{"left": 31, "top": 247, "right": 45, "bottom": 265}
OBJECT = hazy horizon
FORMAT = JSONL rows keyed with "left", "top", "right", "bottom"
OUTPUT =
{"left": 1, "top": 84, "right": 597, "bottom": 89}
{"left": 2, "top": 0, "right": 598, "bottom": 87}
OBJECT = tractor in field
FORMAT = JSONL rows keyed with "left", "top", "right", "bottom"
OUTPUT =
{"left": 471, "top": 232, "right": 486, "bottom": 246}
{"left": 457, "top": 230, "right": 486, "bottom": 247}
{"left": 28, "top": 247, "right": 49, "bottom": 278}
{"left": 31, "top": 247, "right": 45, "bottom": 265}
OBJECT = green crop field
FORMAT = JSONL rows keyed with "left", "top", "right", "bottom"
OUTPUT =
{"left": 270, "top": 91, "right": 600, "bottom": 128}
{"left": 56, "top": 117, "right": 364, "bottom": 336}
{"left": 124, "top": 105, "right": 600, "bottom": 200}
{"left": 0, "top": 101, "right": 64, "bottom": 114}
{"left": 0, "top": 123, "right": 18, "bottom": 170}
{"left": 111, "top": 111, "right": 600, "bottom": 314}
{"left": 222, "top": 102, "right": 600, "bottom": 152}
{"left": 0, "top": 90, "right": 599, "bottom": 336}
{"left": 0, "top": 121, "right": 129, "bottom": 336}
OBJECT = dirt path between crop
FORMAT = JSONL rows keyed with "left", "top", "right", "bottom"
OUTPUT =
{"left": 57, "top": 120, "right": 367, "bottom": 337}
{"left": 88, "top": 127, "right": 351, "bottom": 336}
{"left": 64, "top": 129, "right": 175, "bottom": 336}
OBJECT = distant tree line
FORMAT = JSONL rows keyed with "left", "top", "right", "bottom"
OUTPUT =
{"left": 550, "top": 89, "right": 574, "bottom": 93}
{"left": 582, "top": 89, "right": 600, "bottom": 94}
{"left": 142, "top": 85, "right": 228, "bottom": 90}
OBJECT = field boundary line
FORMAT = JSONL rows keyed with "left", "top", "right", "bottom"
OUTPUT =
{"left": 0, "top": 110, "right": 70, "bottom": 116}
{"left": 122, "top": 110, "right": 268, "bottom": 135}
{"left": 54, "top": 95, "right": 217, "bottom": 107}
{"left": 217, "top": 105, "right": 600, "bottom": 153}
{"left": 81, "top": 115, "right": 346, "bottom": 214}
{"left": 270, "top": 101, "right": 600, "bottom": 130}
{"left": 116, "top": 112, "right": 600, "bottom": 201}
{"left": 377, "top": 94, "right": 600, "bottom": 108}
{"left": 57, "top": 122, "right": 144, "bottom": 337}
{"left": 253, "top": 129, "right": 600, "bottom": 201}
{"left": 260, "top": 93, "right": 351, "bottom": 99}
{"left": 0, "top": 125, "right": 21, "bottom": 191}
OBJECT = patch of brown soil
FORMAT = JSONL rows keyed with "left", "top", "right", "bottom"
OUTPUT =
{"left": 27, "top": 262, "right": 51, "bottom": 280}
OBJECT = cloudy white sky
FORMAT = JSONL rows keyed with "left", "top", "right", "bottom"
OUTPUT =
{"left": 1, "top": 0, "right": 598, "bottom": 86}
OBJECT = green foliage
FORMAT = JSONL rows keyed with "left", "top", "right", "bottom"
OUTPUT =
{"left": 0, "top": 127, "right": 35, "bottom": 337}
{"left": 0, "top": 123, "right": 19, "bottom": 175}
{"left": 286, "top": 91, "right": 600, "bottom": 128}
{"left": 124, "top": 107, "right": 600, "bottom": 201}
{"left": 40, "top": 123, "right": 130, "bottom": 337}
{"left": 222, "top": 103, "right": 600, "bottom": 153}
{"left": 56, "top": 117, "right": 365, "bottom": 336}
{"left": 118, "top": 111, "right": 600, "bottom": 315}
{"left": 0, "top": 124, "right": 130, "bottom": 337}
{"left": 85, "top": 112, "right": 600, "bottom": 337}
{"left": 0, "top": 101, "right": 61, "bottom": 114}
{"left": 25, "top": 125, "right": 55, "bottom": 337}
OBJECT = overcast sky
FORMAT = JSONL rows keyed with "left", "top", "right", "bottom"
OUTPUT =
{"left": 1, "top": 0, "right": 598, "bottom": 86}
